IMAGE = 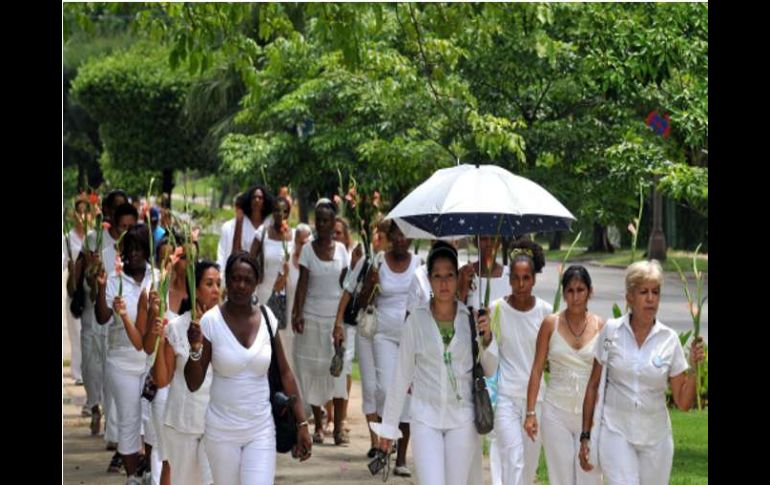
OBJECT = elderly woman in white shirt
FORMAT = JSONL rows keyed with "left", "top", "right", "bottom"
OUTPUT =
{"left": 579, "top": 260, "right": 705, "bottom": 485}
{"left": 489, "top": 239, "right": 552, "bottom": 485}
{"left": 373, "top": 244, "right": 498, "bottom": 485}
{"left": 524, "top": 265, "right": 603, "bottom": 485}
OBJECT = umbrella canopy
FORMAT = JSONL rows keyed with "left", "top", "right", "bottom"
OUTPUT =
{"left": 387, "top": 164, "right": 576, "bottom": 238}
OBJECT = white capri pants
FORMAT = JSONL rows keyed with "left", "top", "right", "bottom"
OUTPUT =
{"left": 80, "top": 317, "right": 106, "bottom": 409}
{"left": 598, "top": 424, "right": 673, "bottom": 485}
{"left": 105, "top": 360, "right": 144, "bottom": 455}
{"left": 204, "top": 437, "right": 276, "bottom": 485}
{"left": 411, "top": 420, "right": 479, "bottom": 485}
{"left": 163, "top": 425, "right": 213, "bottom": 485}
{"left": 373, "top": 334, "right": 410, "bottom": 421}
{"left": 495, "top": 396, "right": 542, "bottom": 485}
{"left": 541, "top": 401, "right": 602, "bottom": 485}
{"left": 356, "top": 331, "right": 377, "bottom": 415}
{"left": 343, "top": 323, "right": 356, "bottom": 375}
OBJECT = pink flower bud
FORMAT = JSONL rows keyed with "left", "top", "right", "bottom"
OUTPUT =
{"left": 627, "top": 223, "right": 637, "bottom": 236}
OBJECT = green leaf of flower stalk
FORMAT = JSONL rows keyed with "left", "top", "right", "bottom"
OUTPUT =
{"left": 612, "top": 303, "right": 623, "bottom": 319}
{"left": 552, "top": 231, "right": 582, "bottom": 312}
{"left": 147, "top": 177, "right": 156, "bottom": 290}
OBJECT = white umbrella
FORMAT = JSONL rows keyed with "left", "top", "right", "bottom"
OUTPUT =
{"left": 387, "top": 164, "right": 575, "bottom": 238}
{"left": 386, "top": 163, "right": 576, "bottom": 310}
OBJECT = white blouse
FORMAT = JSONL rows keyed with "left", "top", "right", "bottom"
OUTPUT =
{"left": 105, "top": 264, "right": 157, "bottom": 374}
{"left": 545, "top": 328, "right": 599, "bottom": 414}
{"left": 201, "top": 305, "right": 278, "bottom": 443}
{"left": 374, "top": 303, "right": 498, "bottom": 439}
{"left": 597, "top": 313, "right": 688, "bottom": 446}
{"left": 216, "top": 217, "right": 260, "bottom": 273}
{"left": 491, "top": 296, "right": 553, "bottom": 401}
{"left": 164, "top": 311, "right": 213, "bottom": 434}
{"left": 256, "top": 228, "right": 295, "bottom": 306}
{"left": 374, "top": 254, "right": 421, "bottom": 341}
{"left": 298, "top": 242, "right": 349, "bottom": 320}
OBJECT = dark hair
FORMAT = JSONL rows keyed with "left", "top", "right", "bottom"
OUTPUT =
{"left": 509, "top": 238, "right": 545, "bottom": 274}
{"left": 179, "top": 260, "right": 220, "bottom": 315}
{"left": 225, "top": 250, "right": 260, "bottom": 284}
{"left": 121, "top": 224, "right": 150, "bottom": 262}
{"left": 104, "top": 189, "right": 128, "bottom": 212}
{"left": 238, "top": 185, "right": 275, "bottom": 221}
{"left": 113, "top": 203, "right": 139, "bottom": 224}
{"left": 275, "top": 196, "right": 292, "bottom": 211}
{"left": 561, "top": 265, "right": 592, "bottom": 291}
{"left": 427, "top": 241, "right": 458, "bottom": 274}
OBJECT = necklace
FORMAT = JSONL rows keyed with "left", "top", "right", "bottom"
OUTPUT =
{"left": 564, "top": 311, "right": 588, "bottom": 339}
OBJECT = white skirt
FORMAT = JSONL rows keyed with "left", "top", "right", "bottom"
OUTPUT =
{"left": 293, "top": 316, "right": 345, "bottom": 406}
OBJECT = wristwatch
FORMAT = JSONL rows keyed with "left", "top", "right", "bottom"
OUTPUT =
{"left": 580, "top": 431, "right": 591, "bottom": 442}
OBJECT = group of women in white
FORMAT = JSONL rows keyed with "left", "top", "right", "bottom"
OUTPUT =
{"left": 65, "top": 184, "right": 705, "bottom": 485}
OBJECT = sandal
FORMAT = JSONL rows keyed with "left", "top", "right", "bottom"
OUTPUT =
{"left": 334, "top": 431, "right": 350, "bottom": 446}
{"left": 312, "top": 431, "right": 324, "bottom": 444}
{"left": 90, "top": 405, "right": 101, "bottom": 436}
{"left": 106, "top": 452, "right": 123, "bottom": 473}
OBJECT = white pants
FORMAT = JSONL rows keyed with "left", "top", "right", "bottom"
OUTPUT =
{"left": 356, "top": 331, "right": 377, "bottom": 415}
{"left": 373, "top": 335, "right": 409, "bottom": 421}
{"left": 65, "top": 299, "right": 83, "bottom": 381}
{"left": 541, "top": 401, "right": 602, "bottom": 485}
{"left": 80, "top": 317, "right": 106, "bottom": 409}
{"left": 105, "top": 361, "right": 143, "bottom": 455}
{"left": 599, "top": 425, "right": 673, "bottom": 485}
{"left": 343, "top": 324, "right": 356, "bottom": 375}
{"left": 204, "top": 436, "right": 276, "bottom": 485}
{"left": 152, "top": 387, "right": 170, "bottom": 459}
{"left": 163, "top": 425, "right": 213, "bottom": 485}
{"left": 103, "top": 384, "right": 119, "bottom": 443}
{"left": 496, "top": 397, "right": 542, "bottom": 485}
{"left": 411, "top": 420, "right": 479, "bottom": 485}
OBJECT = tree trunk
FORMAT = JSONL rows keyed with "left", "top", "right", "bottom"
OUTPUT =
{"left": 298, "top": 186, "right": 310, "bottom": 223}
{"left": 549, "top": 231, "right": 563, "bottom": 251}
{"left": 162, "top": 168, "right": 175, "bottom": 209}
{"left": 589, "top": 223, "right": 614, "bottom": 252}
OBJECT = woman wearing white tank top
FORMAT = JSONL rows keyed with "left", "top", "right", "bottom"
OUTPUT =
{"left": 524, "top": 265, "right": 604, "bottom": 485}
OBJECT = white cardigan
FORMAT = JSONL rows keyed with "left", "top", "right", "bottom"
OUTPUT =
{"left": 373, "top": 302, "right": 498, "bottom": 439}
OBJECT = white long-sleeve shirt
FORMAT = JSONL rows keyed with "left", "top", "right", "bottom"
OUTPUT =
{"left": 374, "top": 302, "right": 499, "bottom": 439}
{"left": 216, "top": 217, "right": 262, "bottom": 272}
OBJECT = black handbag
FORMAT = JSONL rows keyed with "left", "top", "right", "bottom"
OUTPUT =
{"left": 262, "top": 305, "right": 298, "bottom": 453}
{"left": 141, "top": 373, "right": 158, "bottom": 402}
{"left": 469, "top": 310, "right": 494, "bottom": 435}
{"left": 266, "top": 291, "right": 287, "bottom": 330}
{"left": 343, "top": 260, "right": 370, "bottom": 326}
{"left": 69, "top": 255, "right": 86, "bottom": 318}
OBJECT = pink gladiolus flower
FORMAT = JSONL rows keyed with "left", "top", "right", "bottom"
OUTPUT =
{"left": 689, "top": 302, "right": 700, "bottom": 318}
{"left": 103, "top": 222, "right": 111, "bottom": 231}
{"left": 627, "top": 223, "right": 637, "bottom": 236}
{"left": 114, "top": 255, "right": 123, "bottom": 275}
{"left": 333, "top": 194, "right": 343, "bottom": 206}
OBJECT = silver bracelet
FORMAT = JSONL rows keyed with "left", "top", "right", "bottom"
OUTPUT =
{"left": 189, "top": 347, "right": 203, "bottom": 361}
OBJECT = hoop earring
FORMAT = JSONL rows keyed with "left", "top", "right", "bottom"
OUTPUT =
{"left": 251, "top": 294, "right": 258, "bottom": 305}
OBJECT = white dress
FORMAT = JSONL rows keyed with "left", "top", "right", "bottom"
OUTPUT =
{"left": 293, "top": 242, "right": 349, "bottom": 405}
{"left": 255, "top": 228, "right": 294, "bottom": 306}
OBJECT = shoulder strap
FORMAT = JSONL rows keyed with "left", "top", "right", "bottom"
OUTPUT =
{"left": 261, "top": 305, "right": 283, "bottom": 392}
{"left": 468, "top": 309, "right": 482, "bottom": 378}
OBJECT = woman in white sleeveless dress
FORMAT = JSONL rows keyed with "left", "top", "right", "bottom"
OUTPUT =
{"left": 525, "top": 265, "right": 604, "bottom": 485}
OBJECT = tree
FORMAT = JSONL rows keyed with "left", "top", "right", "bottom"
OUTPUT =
{"left": 71, "top": 43, "right": 213, "bottom": 199}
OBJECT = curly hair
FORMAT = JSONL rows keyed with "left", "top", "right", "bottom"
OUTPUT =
{"left": 509, "top": 238, "right": 545, "bottom": 274}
